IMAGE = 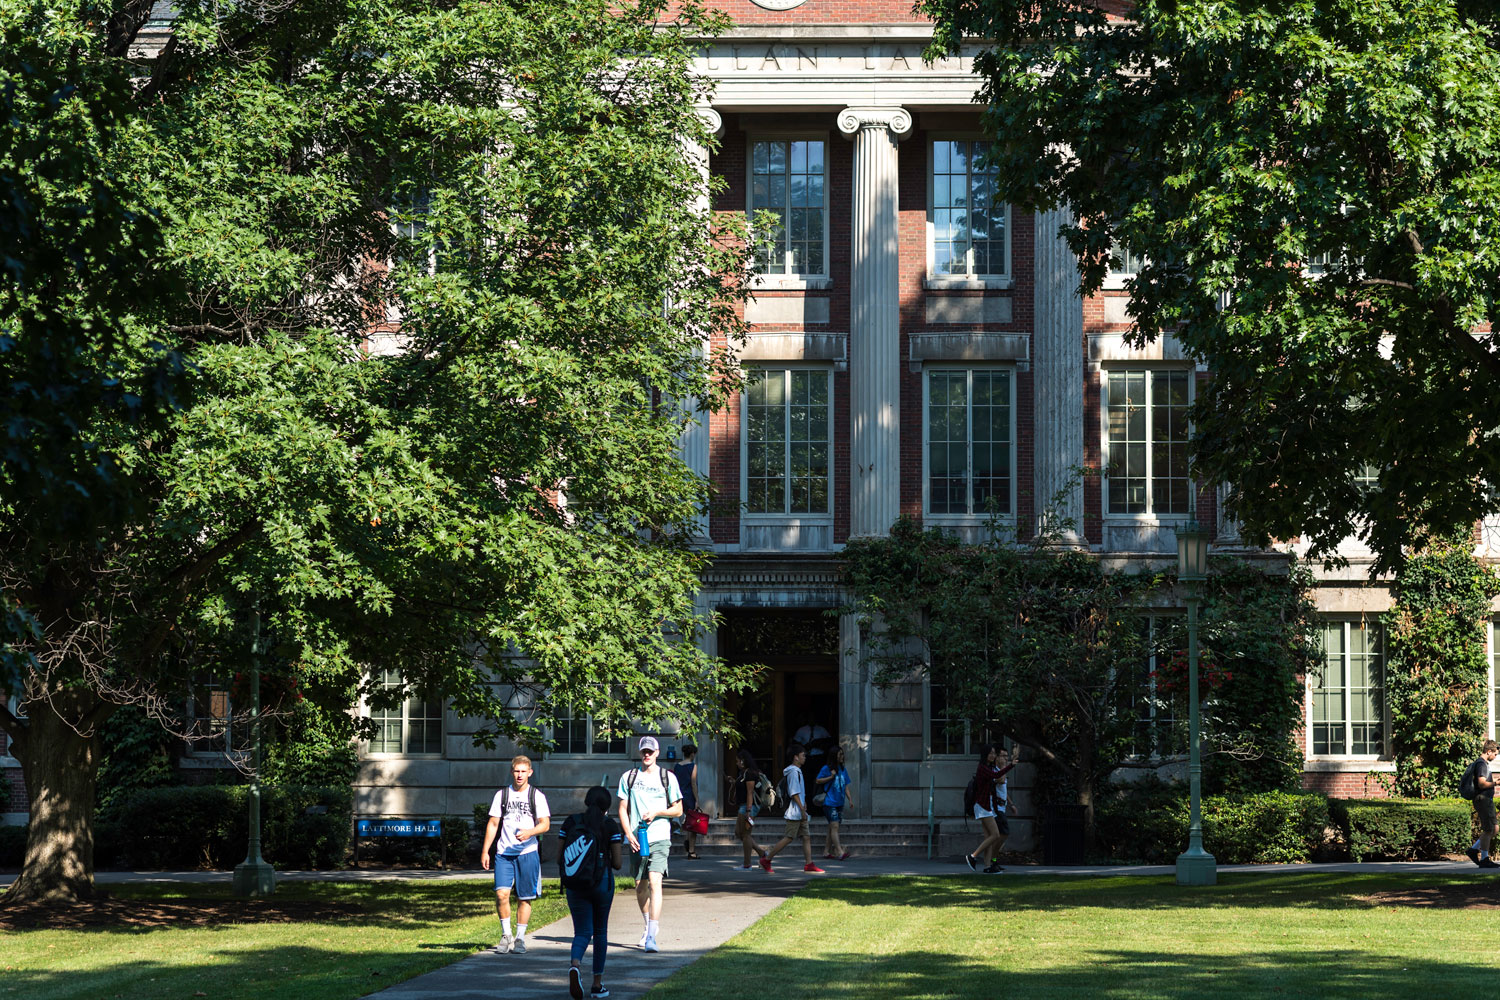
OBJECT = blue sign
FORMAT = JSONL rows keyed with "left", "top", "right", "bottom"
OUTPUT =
{"left": 358, "top": 819, "right": 442, "bottom": 838}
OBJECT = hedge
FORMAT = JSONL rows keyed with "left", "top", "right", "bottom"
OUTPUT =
{"left": 1330, "top": 797, "right": 1473, "bottom": 862}
{"left": 1096, "top": 781, "right": 1330, "bottom": 863}
{"left": 101, "top": 784, "right": 353, "bottom": 869}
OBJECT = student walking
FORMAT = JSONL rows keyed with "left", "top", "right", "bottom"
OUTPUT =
{"left": 481, "top": 755, "right": 551, "bottom": 953}
{"left": 560, "top": 786, "right": 623, "bottom": 1000}
{"left": 728, "top": 748, "right": 769, "bottom": 870}
{"left": 617, "top": 736, "right": 682, "bottom": 953}
{"left": 1464, "top": 739, "right": 1500, "bottom": 867}
{"left": 964, "top": 744, "right": 1013, "bottom": 874}
{"left": 673, "top": 743, "right": 701, "bottom": 859}
{"left": 815, "top": 744, "right": 854, "bottom": 860}
{"left": 761, "top": 742, "right": 823, "bottom": 874}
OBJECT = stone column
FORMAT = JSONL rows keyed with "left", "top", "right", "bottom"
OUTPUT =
{"left": 676, "top": 108, "right": 723, "bottom": 546}
{"left": 839, "top": 106, "right": 911, "bottom": 539}
{"left": 1032, "top": 205, "right": 1086, "bottom": 544}
{"left": 838, "top": 611, "right": 872, "bottom": 818}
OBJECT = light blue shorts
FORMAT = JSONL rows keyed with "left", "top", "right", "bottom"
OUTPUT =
{"left": 494, "top": 850, "right": 542, "bottom": 900}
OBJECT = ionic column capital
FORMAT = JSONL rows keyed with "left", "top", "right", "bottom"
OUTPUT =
{"left": 837, "top": 106, "right": 913, "bottom": 140}
{"left": 696, "top": 107, "right": 724, "bottom": 138}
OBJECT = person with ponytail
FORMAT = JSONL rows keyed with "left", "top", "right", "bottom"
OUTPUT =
{"left": 560, "top": 785, "right": 622, "bottom": 999}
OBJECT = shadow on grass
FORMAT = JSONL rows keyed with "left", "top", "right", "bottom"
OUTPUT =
{"left": 783, "top": 870, "right": 1500, "bottom": 912}
{"left": 649, "top": 947, "right": 1492, "bottom": 1000}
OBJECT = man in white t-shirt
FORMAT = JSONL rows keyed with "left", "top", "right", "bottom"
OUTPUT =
{"left": 617, "top": 736, "right": 682, "bottom": 953}
{"left": 760, "top": 742, "right": 824, "bottom": 874}
{"left": 482, "top": 755, "right": 551, "bottom": 954}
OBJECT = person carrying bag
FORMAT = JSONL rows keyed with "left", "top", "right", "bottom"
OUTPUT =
{"left": 560, "top": 786, "right": 623, "bottom": 999}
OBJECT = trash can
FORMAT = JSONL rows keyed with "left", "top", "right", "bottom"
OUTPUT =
{"left": 1041, "top": 803, "right": 1087, "bottom": 865}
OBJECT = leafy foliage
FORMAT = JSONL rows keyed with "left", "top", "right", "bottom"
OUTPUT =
{"left": 1096, "top": 778, "right": 1330, "bottom": 864}
{"left": 843, "top": 517, "right": 1158, "bottom": 844}
{"left": 1330, "top": 796, "right": 1473, "bottom": 862}
{"left": 1383, "top": 538, "right": 1500, "bottom": 797}
{"left": 923, "top": 0, "right": 1500, "bottom": 571}
{"left": 261, "top": 698, "right": 360, "bottom": 791}
{"left": 0, "top": 0, "right": 754, "bottom": 903}
{"left": 96, "top": 706, "right": 181, "bottom": 819}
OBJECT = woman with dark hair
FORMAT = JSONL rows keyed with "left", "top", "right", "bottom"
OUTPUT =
{"left": 561, "top": 785, "right": 623, "bottom": 999}
{"left": 815, "top": 743, "right": 855, "bottom": 860}
{"left": 727, "top": 748, "right": 769, "bottom": 870}
{"left": 673, "top": 743, "right": 701, "bottom": 859}
{"left": 965, "top": 744, "right": 1014, "bottom": 874}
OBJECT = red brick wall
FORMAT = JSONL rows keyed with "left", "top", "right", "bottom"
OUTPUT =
{"left": 1301, "top": 771, "right": 1393, "bottom": 799}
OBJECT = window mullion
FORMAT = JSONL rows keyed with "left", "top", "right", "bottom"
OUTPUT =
{"left": 965, "top": 370, "right": 975, "bottom": 514}
{"left": 1342, "top": 628, "right": 1353, "bottom": 756}
{"left": 783, "top": 371, "right": 793, "bottom": 515}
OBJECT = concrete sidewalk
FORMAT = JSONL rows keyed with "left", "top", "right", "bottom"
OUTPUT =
{"left": 364, "top": 871, "right": 795, "bottom": 1000}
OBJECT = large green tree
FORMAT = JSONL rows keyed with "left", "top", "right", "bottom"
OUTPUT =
{"left": 923, "top": 0, "right": 1500, "bottom": 571}
{"left": 0, "top": 0, "right": 752, "bottom": 905}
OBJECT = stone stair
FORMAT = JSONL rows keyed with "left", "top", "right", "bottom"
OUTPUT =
{"left": 684, "top": 817, "right": 941, "bottom": 857}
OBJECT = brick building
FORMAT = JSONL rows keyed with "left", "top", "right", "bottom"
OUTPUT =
{"left": 7, "top": 1, "right": 1499, "bottom": 853}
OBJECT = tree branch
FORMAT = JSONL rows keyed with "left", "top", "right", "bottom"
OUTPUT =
{"left": 162, "top": 522, "right": 260, "bottom": 592}
{"left": 105, "top": 0, "right": 158, "bottom": 59}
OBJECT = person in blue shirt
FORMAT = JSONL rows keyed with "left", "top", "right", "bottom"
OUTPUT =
{"left": 814, "top": 743, "right": 855, "bottom": 860}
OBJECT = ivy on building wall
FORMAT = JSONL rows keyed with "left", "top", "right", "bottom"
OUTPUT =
{"left": 1384, "top": 537, "right": 1500, "bottom": 798}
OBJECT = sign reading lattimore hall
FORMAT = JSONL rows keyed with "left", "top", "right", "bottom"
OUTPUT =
{"left": 695, "top": 40, "right": 986, "bottom": 107}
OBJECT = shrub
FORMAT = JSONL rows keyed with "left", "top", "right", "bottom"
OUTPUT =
{"left": 1096, "top": 779, "right": 1330, "bottom": 863}
{"left": 1330, "top": 797, "right": 1472, "bottom": 861}
{"left": 104, "top": 784, "right": 352, "bottom": 869}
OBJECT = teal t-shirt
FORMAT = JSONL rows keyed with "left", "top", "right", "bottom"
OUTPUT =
{"left": 617, "top": 765, "right": 681, "bottom": 847}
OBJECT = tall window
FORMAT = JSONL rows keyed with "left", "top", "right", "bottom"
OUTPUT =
{"left": 1120, "top": 618, "right": 1187, "bottom": 758}
{"left": 927, "top": 681, "right": 995, "bottom": 756}
{"left": 552, "top": 703, "right": 627, "bottom": 756}
{"left": 745, "top": 369, "right": 831, "bottom": 516}
{"left": 1109, "top": 244, "right": 1146, "bottom": 281}
{"left": 1105, "top": 369, "right": 1191, "bottom": 515}
{"left": 368, "top": 668, "right": 444, "bottom": 755}
{"left": 187, "top": 675, "right": 250, "bottom": 754}
{"left": 750, "top": 140, "right": 826, "bottom": 276}
{"left": 1311, "top": 620, "right": 1386, "bottom": 756}
{"left": 926, "top": 369, "right": 1013, "bottom": 516}
{"left": 931, "top": 139, "right": 1006, "bottom": 278}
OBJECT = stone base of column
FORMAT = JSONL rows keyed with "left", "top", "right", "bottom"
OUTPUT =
{"left": 1175, "top": 849, "right": 1217, "bottom": 886}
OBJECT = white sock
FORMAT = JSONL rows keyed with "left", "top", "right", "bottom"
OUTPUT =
{"left": 502, "top": 917, "right": 512, "bottom": 937}
{"left": 647, "top": 919, "right": 659, "bottom": 937}
{"left": 517, "top": 922, "right": 528, "bottom": 939}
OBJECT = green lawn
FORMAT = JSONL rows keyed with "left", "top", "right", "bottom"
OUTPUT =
{"left": 646, "top": 872, "right": 1495, "bottom": 1000}
{"left": 3, "top": 878, "right": 611, "bottom": 1000}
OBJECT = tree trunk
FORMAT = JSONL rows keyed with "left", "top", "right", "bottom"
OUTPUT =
{"left": 3, "top": 696, "right": 104, "bottom": 906}
{"left": 1076, "top": 737, "right": 1096, "bottom": 859}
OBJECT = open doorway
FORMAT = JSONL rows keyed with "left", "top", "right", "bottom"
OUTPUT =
{"left": 720, "top": 609, "right": 839, "bottom": 808}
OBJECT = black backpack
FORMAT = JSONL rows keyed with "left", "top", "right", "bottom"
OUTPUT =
{"left": 963, "top": 775, "right": 979, "bottom": 814}
{"left": 559, "top": 814, "right": 607, "bottom": 890}
{"left": 1461, "top": 762, "right": 1480, "bottom": 800}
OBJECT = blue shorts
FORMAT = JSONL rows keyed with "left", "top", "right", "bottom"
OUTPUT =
{"left": 737, "top": 804, "right": 760, "bottom": 818}
{"left": 494, "top": 850, "right": 542, "bottom": 901}
{"left": 824, "top": 805, "right": 843, "bottom": 824}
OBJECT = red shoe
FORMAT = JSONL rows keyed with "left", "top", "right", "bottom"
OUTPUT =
{"left": 803, "top": 863, "right": 825, "bottom": 873}
{"left": 823, "top": 854, "right": 838, "bottom": 860}
{"left": 759, "top": 854, "right": 773, "bottom": 873}
{"left": 839, "top": 852, "right": 850, "bottom": 861}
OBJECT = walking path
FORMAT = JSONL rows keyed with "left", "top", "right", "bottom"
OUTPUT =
{"left": 4, "top": 856, "right": 1495, "bottom": 999}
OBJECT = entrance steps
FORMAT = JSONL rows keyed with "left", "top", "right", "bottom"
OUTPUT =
{"left": 686, "top": 818, "right": 939, "bottom": 857}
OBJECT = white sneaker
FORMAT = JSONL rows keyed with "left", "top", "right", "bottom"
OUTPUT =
{"left": 639, "top": 928, "right": 651, "bottom": 948}
{"left": 512, "top": 937, "right": 527, "bottom": 954}
{"left": 643, "top": 934, "right": 659, "bottom": 953}
{"left": 495, "top": 934, "right": 513, "bottom": 953}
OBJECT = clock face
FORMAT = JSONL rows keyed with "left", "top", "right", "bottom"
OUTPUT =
{"left": 749, "top": 0, "right": 807, "bottom": 8}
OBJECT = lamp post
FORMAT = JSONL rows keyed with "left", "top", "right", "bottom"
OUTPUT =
{"left": 234, "top": 605, "right": 277, "bottom": 897}
{"left": 1174, "top": 519, "right": 1217, "bottom": 886}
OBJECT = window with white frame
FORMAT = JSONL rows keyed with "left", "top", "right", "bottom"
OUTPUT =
{"left": 551, "top": 702, "right": 628, "bottom": 756}
{"left": 1108, "top": 243, "right": 1146, "bottom": 283}
{"left": 745, "top": 368, "right": 831, "bottom": 516}
{"left": 367, "top": 667, "right": 443, "bottom": 755}
{"left": 931, "top": 139, "right": 1007, "bottom": 279}
{"left": 927, "top": 680, "right": 995, "bottom": 756}
{"left": 0, "top": 694, "right": 23, "bottom": 761}
{"left": 926, "top": 368, "right": 1013, "bottom": 516}
{"left": 187, "top": 674, "right": 250, "bottom": 754}
{"left": 1126, "top": 617, "right": 1186, "bottom": 758}
{"left": 1104, "top": 368, "right": 1191, "bottom": 516}
{"left": 750, "top": 139, "right": 826, "bottom": 277}
{"left": 1310, "top": 620, "right": 1386, "bottom": 757}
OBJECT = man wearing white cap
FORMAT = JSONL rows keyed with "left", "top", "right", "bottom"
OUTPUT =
{"left": 617, "top": 735, "right": 682, "bottom": 953}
